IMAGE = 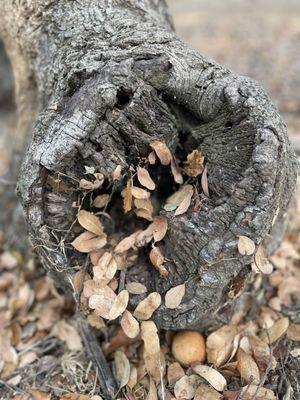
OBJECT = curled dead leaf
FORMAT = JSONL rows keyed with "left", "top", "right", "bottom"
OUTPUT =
{"left": 183, "top": 149, "right": 205, "bottom": 177}
{"left": 149, "top": 247, "right": 168, "bottom": 276}
{"left": 201, "top": 166, "right": 209, "bottom": 197}
{"left": 149, "top": 141, "right": 172, "bottom": 165}
{"left": 206, "top": 325, "right": 238, "bottom": 367}
{"left": 164, "top": 185, "right": 193, "bottom": 212}
{"left": 252, "top": 246, "right": 273, "bottom": 274}
{"left": 113, "top": 165, "right": 122, "bottom": 181}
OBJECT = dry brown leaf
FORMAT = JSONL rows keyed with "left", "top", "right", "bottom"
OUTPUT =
{"left": 77, "top": 210, "right": 104, "bottom": 236}
{"left": 164, "top": 185, "right": 193, "bottom": 212}
{"left": 28, "top": 389, "right": 51, "bottom": 400}
{"left": 126, "top": 282, "right": 147, "bottom": 295}
{"left": 252, "top": 246, "right": 273, "bottom": 274}
{"left": 51, "top": 320, "right": 82, "bottom": 351}
{"left": 287, "top": 323, "right": 300, "bottom": 341}
{"left": 131, "top": 186, "right": 151, "bottom": 200}
{"left": 260, "top": 317, "right": 289, "bottom": 343}
{"left": 135, "top": 208, "right": 153, "bottom": 221}
{"left": 133, "top": 292, "right": 161, "bottom": 320}
{"left": 149, "top": 247, "right": 168, "bottom": 276}
{"left": 237, "top": 236, "right": 256, "bottom": 256}
{"left": 113, "top": 165, "right": 122, "bottom": 181}
{"left": 165, "top": 284, "right": 185, "bottom": 309}
{"left": 174, "top": 191, "right": 193, "bottom": 216}
{"left": 148, "top": 151, "right": 156, "bottom": 164}
{"left": 249, "top": 335, "right": 277, "bottom": 370}
{"left": 174, "top": 375, "right": 201, "bottom": 400}
{"left": 153, "top": 216, "right": 168, "bottom": 242}
{"left": 237, "top": 348, "right": 260, "bottom": 385}
{"left": 167, "top": 362, "right": 185, "bottom": 386}
{"left": 114, "top": 350, "right": 130, "bottom": 388}
{"left": 93, "top": 252, "right": 117, "bottom": 283}
{"left": 87, "top": 312, "right": 106, "bottom": 329}
{"left": 149, "top": 141, "right": 172, "bottom": 165}
{"left": 137, "top": 167, "right": 156, "bottom": 190}
{"left": 121, "top": 310, "right": 140, "bottom": 338}
{"left": 88, "top": 286, "right": 117, "bottom": 319}
{"left": 93, "top": 194, "right": 110, "bottom": 208}
{"left": 193, "top": 364, "right": 227, "bottom": 392}
{"left": 124, "top": 179, "right": 133, "bottom": 213}
{"left": 19, "top": 351, "right": 37, "bottom": 368}
{"left": 240, "top": 385, "right": 276, "bottom": 400}
{"left": 114, "top": 231, "right": 141, "bottom": 254}
{"left": 144, "top": 350, "right": 166, "bottom": 383}
{"left": 79, "top": 178, "right": 102, "bottom": 191}
{"left": 71, "top": 231, "right": 107, "bottom": 253}
{"left": 109, "top": 290, "right": 129, "bottom": 320}
{"left": 201, "top": 166, "right": 209, "bottom": 197}
{"left": 194, "top": 384, "right": 222, "bottom": 400}
{"left": 127, "top": 365, "right": 138, "bottom": 390}
{"left": 141, "top": 321, "right": 160, "bottom": 356}
{"left": 147, "top": 377, "right": 158, "bottom": 400}
{"left": 206, "top": 325, "right": 238, "bottom": 367}
{"left": 134, "top": 198, "right": 153, "bottom": 214}
{"left": 171, "top": 158, "right": 184, "bottom": 184}
{"left": 183, "top": 150, "right": 205, "bottom": 177}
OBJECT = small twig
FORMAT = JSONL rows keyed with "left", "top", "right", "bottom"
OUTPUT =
{"left": 76, "top": 312, "right": 118, "bottom": 400}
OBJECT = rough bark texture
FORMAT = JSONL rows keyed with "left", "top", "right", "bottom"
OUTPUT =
{"left": 0, "top": 0, "right": 297, "bottom": 330}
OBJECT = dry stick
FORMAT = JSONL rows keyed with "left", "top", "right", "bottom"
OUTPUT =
{"left": 77, "top": 313, "right": 118, "bottom": 400}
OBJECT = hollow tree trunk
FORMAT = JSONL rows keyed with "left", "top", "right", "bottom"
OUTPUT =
{"left": 0, "top": 0, "right": 297, "bottom": 331}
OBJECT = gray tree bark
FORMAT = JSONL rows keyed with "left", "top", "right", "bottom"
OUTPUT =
{"left": 0, "top": 0, "right": 297, "bottom": 330}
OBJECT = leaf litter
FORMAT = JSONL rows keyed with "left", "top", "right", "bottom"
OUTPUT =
{"left": 1, "top": 145, "right": 299, "bottom": 399}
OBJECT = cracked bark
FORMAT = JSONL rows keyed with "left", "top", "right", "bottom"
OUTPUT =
{"left": 0, "top": 0, "right": 297, "bottom": 331}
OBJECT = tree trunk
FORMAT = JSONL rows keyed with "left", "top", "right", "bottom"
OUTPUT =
{"left": 0, "top": 0, "right": 297, "bottom": 331}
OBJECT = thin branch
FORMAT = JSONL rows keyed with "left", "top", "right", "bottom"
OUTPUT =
{"left": 76, "top": 312, "right": 118, "bottom": 400}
